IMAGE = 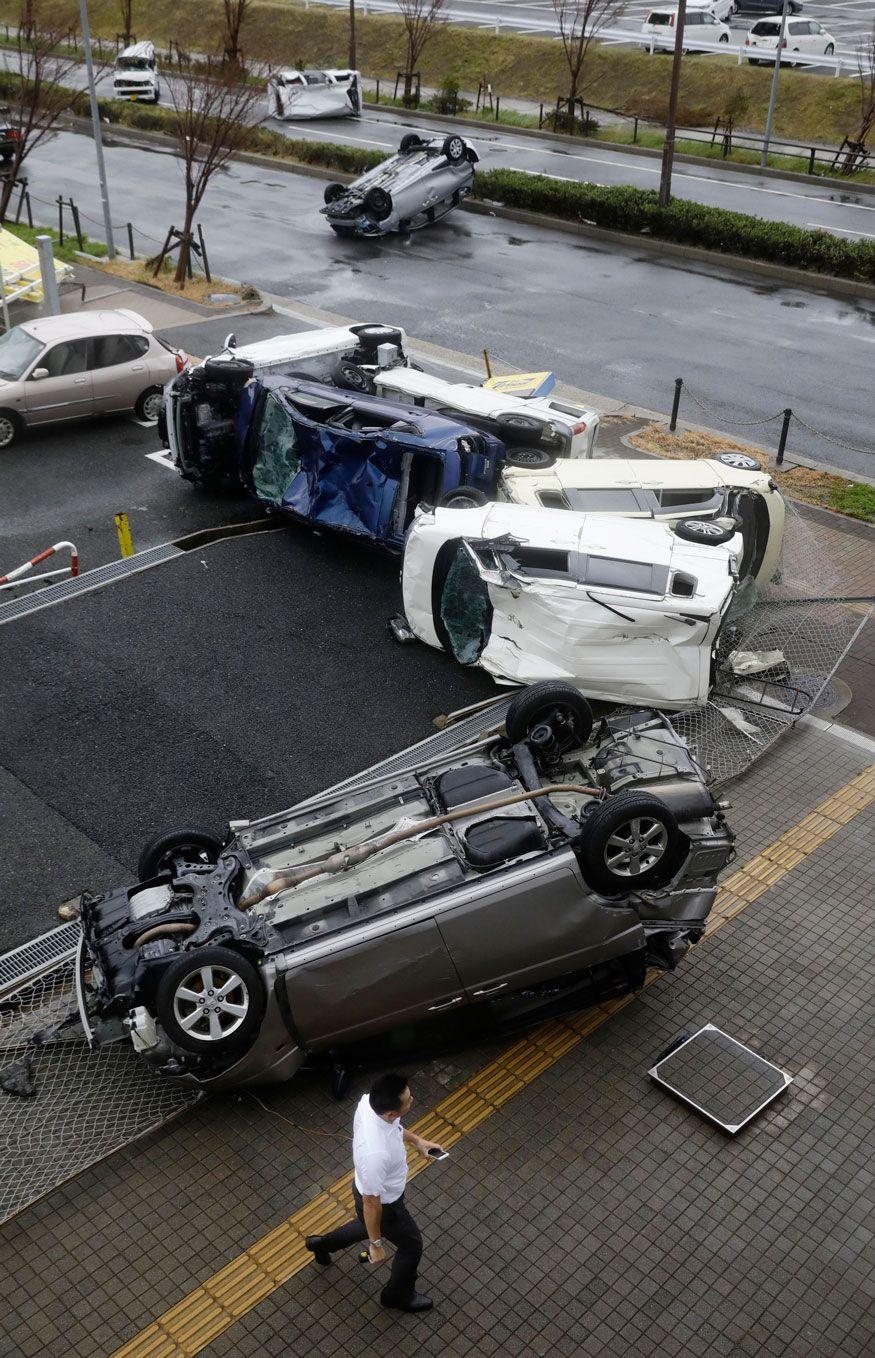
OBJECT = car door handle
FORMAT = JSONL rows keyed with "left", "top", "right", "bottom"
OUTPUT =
{"left": 472, "top": 983, "right": 508, "bottom": 997}
{"left": 131, "top": 364, "right": 145, "bottom": 371}
{"left": 73, "top": 377, "right": 88, "bottom": 385}
{"left": 428, "top": 996, "right": 464, "bottom": 1012}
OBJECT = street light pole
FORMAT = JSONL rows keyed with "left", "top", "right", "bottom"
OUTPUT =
{"left": 760, "top": 0, "right": 790, "bottom": 168}
{"left": 349, "top": 0, "right": 357, "bottom": 70}
{"left": 78, "top": 0, "right": 115, "bottom": 258}
{"left": 658, "top": 0, "right": 687, "bottom": 207}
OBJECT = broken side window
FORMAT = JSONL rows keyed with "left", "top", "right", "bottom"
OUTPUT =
{"left": 252, "top": 393, "right": 301, "bottom": 504}
{"left": 440, "top": 544, "right": 492, "bottom": 663}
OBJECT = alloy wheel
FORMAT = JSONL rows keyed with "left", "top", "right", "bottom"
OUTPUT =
{"left": 604, "top": 817, "right": 669, "bottom": 877}
{"left": 172, "top": 964, "right": 250, "bottom": 1043}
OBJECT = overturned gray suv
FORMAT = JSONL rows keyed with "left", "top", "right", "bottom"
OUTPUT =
{"left": 78, "top": 684, "right": 734, "bottom": 1092}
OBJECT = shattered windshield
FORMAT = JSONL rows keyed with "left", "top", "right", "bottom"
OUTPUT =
{"left": 251, "top": 392, "right": 301, "bottom": 503}
{"left": 439, "top": 545, "right": 491, "bottom": 663}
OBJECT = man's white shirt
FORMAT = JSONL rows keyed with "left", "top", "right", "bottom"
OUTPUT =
{"left": 353, "top": 1093, "right": 408, "bottom": 1203}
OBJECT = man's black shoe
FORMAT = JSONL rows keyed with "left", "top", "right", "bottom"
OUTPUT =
{"left": 380, "top": 1290, "right": 433, "bottom": 1313}
{"left": 305, "top": 1235, "right": 332, "bottom": 1267}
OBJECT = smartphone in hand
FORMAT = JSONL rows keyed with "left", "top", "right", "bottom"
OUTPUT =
{"left": 427, "top": 1147, "right": 450, "bottom": 1161}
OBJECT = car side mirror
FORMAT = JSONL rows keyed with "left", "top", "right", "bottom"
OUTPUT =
{"left": 30, "top": 367, "right": 49, "bottom": 381}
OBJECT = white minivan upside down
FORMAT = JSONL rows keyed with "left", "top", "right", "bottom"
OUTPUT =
{"left": 401, "top": 502, "right": 744, "bottom": 710}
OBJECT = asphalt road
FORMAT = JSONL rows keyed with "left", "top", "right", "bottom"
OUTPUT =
{"left": 24, "top": 128, "right": 875, "bottom": 476}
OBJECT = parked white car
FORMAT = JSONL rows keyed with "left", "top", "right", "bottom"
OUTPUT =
{"left": 400, "top": 502, "right": 744, "bottom": 710}
{"left": 267, "top": 68, "right": 361, "bottom": 120}
{"left": 643, "top": 5, "right": 732, "bottom": 50}
{"left": 745, "top": 16, "right": 836, "bottom": 62}
{"left": 112, "top": 41, "right": 160, "bottom": 103}
{"left": 499, "top": 452, "right": 784, "bottom": 588}
{"left": 369, "top": 365, "right": 600, "bottom": 461}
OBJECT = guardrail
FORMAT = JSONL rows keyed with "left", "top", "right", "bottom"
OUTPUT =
{"left": 598, "top": 26, "right": 873, "bottom": 77}
{"left": 0, "top": 541, "right": 79, "bottom": 591}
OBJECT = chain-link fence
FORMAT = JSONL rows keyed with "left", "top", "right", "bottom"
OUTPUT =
{"left": 667, "top": 497, "right": 871, "bottom": 783}
{"left": 0, "top": 957, "right": 199, "bottom": 1225}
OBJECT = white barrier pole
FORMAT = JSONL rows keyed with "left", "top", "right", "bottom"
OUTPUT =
{"left": 0, "top": 257, "right": 9, "bottom": 331}
{"left": 35, "top": 235, "right": 61, "bottom": 316}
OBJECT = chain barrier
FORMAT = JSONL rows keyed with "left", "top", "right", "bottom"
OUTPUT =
{"left": 788, "top": 412, "right": 873, "bottom": 461}
{"left": 680, "top": 380, "right": 787, "bottom": 429}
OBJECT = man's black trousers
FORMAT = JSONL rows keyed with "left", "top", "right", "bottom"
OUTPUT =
{"left": 320, "top": 1185, "right": 423, "bottom": 1301}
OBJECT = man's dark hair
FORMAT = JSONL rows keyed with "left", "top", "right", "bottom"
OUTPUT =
{"left": 369, "top": 1072, "right": 409, "bottom": 1115}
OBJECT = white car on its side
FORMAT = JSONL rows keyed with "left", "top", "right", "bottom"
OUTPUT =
{"left": 369, "top": 365, "right": 599, "bottom": 462}
{"left": 267, "top": 68, "right": 361, "bottom": 120}
{"left": 400, "top": 502, "right": 744, "bottom": 710}
{"left": 745, "top": 16, "right": 836, "bottom": 62}
{"left": 499, "top": 451, "right": 785, "bottom": 588}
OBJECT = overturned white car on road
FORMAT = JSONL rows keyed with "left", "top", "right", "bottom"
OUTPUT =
{"left": 267, "top": 68, "right": 361, "bottom": 120}
{"left": 399, "top": 502, "right": 744, "bottom": 710}
{"left": 322, "top": 132, "right": 478, "bottom": 236}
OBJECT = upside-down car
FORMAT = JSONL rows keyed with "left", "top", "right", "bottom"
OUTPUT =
{"left": 77, "top": 683, "right": 735, "bottom": 1092}
{"left": 321, "top": 132, "right": 478, "bottom": 236}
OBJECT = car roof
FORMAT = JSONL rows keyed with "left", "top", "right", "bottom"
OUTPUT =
{"left": 375, "top": 367, "right": 594, "bottom": 425}
{"left": 118, "top": 41, "right": 154, "bottom": 59}
{"left": 19, "top": 309, "right": 153, "bottom": 343}
{"left": 526, "top": 457, "right": 769, "bottom": 493}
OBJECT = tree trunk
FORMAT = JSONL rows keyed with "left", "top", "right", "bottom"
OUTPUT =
{"left": 174, "top": 203, "right": 196, "bottom": 285}
{"left": 0, "top": 167, "right": 17, "bottom": 222}
{"left": 348, "top": 0, "right": 357, "bottom": 70}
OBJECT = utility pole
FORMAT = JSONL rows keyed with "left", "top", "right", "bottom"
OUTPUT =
{"left": 760, "top": 0, "right": 790, "bottom": 168}
{"left": 78, "top": 0, "right": 116, "bottom": 258}
{"left": 658, "top": 0, "right": 687, "bottom": 207}
{"left": 349, "top": 0, "right": 357, "bottom": 70}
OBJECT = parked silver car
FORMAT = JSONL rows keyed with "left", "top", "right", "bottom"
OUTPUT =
{"left": 321, "top": 132, "right": 479, "bottom": 237}
{"left": 78, "top": 683, "right": 734, "bottom": 1093}
{"left": 0, "top": 309, "right": 186, "bottom": 448}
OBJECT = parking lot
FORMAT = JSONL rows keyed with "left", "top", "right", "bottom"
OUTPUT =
{"left": 1, "top": 288, "right": 873, "bottom": 1358}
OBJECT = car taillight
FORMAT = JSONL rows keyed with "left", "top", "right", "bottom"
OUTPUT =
{"left": 174, "top": 351, "right": 188, "bottom": 373}
{"left": 670, "top": 12, "right": 675, "bottom": 23}
{"left": 10, "top": 129, "right": 20, "bottom": 141}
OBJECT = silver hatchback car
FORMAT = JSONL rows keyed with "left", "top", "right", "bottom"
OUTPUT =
{"left": 0, "top": 309, "right": 186, "bottom": 448}
{"left": 322, "top": 132, "right": 479, "bottom": 236}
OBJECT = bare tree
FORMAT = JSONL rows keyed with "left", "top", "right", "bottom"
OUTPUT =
{"left": 222, "top": 0, "right": 250, "bottom": 67}
{"left": 118, "top": 0, "right": 133, "bottom": 47}
{"left": 853, "top": 22, "right": 875, "bottom": 148}
{"left": 0, "top": 25, "right": 98, "bottom": 220}
{"left": 161, "top": 61, "right": 262, "bottom": 283}
{"left": 18, "top": 0, "right": 36, "bottom": 40}
{"left": 395, "top": 0, "right": 446, "bottom": 102}
{"left": 551, "top": 0, "right": 621, "bottom": 129}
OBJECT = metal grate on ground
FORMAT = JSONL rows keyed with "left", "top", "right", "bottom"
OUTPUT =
{"left": 0, "top": 922, "right": 80, "bottom": 995}
{"left": 0, "top": 543, "right": 184, "bottom": 627}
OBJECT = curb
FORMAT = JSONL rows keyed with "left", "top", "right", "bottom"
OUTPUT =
{"left": 72, "top": 114, "right": 875, "bottom": 303}
{"left": 362, "top": 101, "right": 875, "bottom": 198}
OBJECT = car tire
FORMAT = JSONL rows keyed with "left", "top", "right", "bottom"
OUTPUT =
{"left": 324, "top": 181, "right": 346, "bottom": 204}
{"left": 200, "top": 357, "right": 254, "bottom": 390}
{"left": 0, "top": 408, "right": 22, "bottom": 449}
{"left": 155, "top": 946, "right": 266, "bottom": 1057}
{"left": 364, "top": 186, "right": 393, "bottom": 221}
{"left": 335, "top": 359, "right": 375, "bottom": 394}
{"left": 439, "top": 487, "right": 488, "bottom": 508}
{"left": 400, "top": 132, "right": 426, "bottom": 154}
{"left": 714, "top": 449, "right": 761, "bottom": 472}
{"left": 503, "top": 446, "right": 556, "bottom": 470}
{"left": 505, "top": 681, "right": 593, "bottom": 747}
{"left": 442, "top": 134, "right": 467, "bottom": 164}
{"left": 579, "top": 792, "right": 681, "bottom": 895}
{"left": 824, "top": 43, "right": 834, "bottom": 55}
{"left": 674, "top": 517, "right": 736, "bottom": 546}
{"left": 495, "top": 411, "right": 547, "bottom": 444}
{"left": 135, "top": 386, "right": 165, "bottom": 423}
{"left": 137, "top": 826, "right": 225, "bottom": 882}
{"left": 719, "top": 33, "right": 729, "bottom": 42}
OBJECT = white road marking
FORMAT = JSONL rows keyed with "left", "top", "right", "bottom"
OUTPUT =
{"left": 145, "top": 451, "right": 176, "bottom": 471}
{"left": 806, "top": 221, "right": 875, "bottom": 237}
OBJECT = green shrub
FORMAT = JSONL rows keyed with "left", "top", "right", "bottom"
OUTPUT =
{"left": 828, "top": 481, "right": 875, "bottom": 522}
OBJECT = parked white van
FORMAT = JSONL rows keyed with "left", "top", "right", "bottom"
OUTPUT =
{"left": 112, "top": 41, "right": 160, "bottom": 103}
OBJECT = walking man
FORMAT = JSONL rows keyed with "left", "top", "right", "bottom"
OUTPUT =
{"left": 305, "top": 1072, "right": 444, "bottom": 1313}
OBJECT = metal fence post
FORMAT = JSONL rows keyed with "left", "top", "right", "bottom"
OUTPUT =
{"left": 776, "top": 408, "right": 792, "bottom": 465}
{"left": 127, "top": 222, "right": 135, "bottom": 259}
{"left": 36, "top": 235, "right": 61, "bottom": 316}
{"left": 808, "top": 147, "right": 816, "bottom": 176}
{"left": 669, "top": 377, "right": 683, "bottom": 432}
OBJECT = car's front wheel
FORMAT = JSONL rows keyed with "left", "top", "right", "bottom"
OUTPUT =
{"left": 674, "top": 517, "right": 736, "bottom": 545}
{"left": 137, "top": 826, "right": 225, "bottom": 881}
{"left": 135, "top": 386, "right": 165, "bottom": 423}
{"left": 0, "top": 409, "right": 21, "bottom": 449}
{"left": 439, "top": 486, "right": 488, "bottom": 508}
{"left": 442, "top": 134, "right": 467, "bottom": 164}
{"left": 155, "top": 946, "right": 266, "bottom": 1056}
{"left": 505, "top": 680, "right": 593, "bottom": 747}
{"left": 580, "top": 792, "right": 681, "bottom": 895}
{"left": 503, "top": 446, "right": 556, "bottom": 470}
{"left": 335, "top": 359, "right": 376, "bottom": 394}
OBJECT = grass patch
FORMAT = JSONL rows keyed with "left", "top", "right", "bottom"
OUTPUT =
{"left": 4, "top": 218, "right": 107, "bottom": 263}
{"left": 628, "top": 423, "right": 875, "bottom": 524}
{"left": 1, "top": 0, "right": 869, "bottom": 149}
{"left": 88, "top": 254, "right": 257, "bottom": 304}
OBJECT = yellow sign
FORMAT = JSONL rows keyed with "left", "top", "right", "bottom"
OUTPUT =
{"left": 484, "top": 371, "right": 556, "bottom": 398}
{"left": 0, "top": 226, "right": 71, "bottom": 304}
{"left": 115, "top": 513, "right": 135, "bottom": 559}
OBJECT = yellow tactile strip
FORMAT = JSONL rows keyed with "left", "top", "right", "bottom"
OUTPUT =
{"left": 110, "top": 762, "right": 875, "bottom": 1358}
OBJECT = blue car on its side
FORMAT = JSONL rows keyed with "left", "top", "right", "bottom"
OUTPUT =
{"left": 163, "top": 363, "right": 504, "bottom": 549}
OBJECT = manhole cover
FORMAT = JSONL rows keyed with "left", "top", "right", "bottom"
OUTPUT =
{"left": 649, "top": 1025, "right": 792, "bottom": 1133}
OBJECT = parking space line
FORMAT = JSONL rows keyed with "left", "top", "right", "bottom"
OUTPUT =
{"left": 108, "top": 762, "right": 875, "bottom": 1358}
